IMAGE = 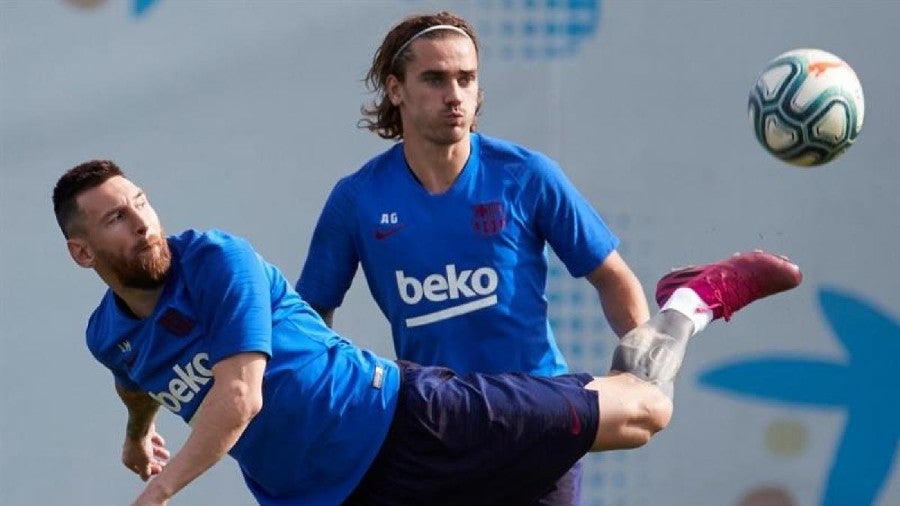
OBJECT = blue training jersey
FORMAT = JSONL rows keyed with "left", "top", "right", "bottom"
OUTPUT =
{"left": 86, "top": 229, "right": 399, "bottom": 505}
{"left": 297, "top": 133, "right": 619, "bottom": 376}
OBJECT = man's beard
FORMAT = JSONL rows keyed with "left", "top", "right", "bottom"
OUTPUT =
{"left": 105, "top": 234, "right": 172, "bottom": 290}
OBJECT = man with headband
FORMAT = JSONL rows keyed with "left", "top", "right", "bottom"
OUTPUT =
{"left": 296, "top": 12, "right": 648, "bottom": 505}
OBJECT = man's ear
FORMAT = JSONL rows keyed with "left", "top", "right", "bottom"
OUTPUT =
{"left": 386, "top": 75, "right": 403, "bottom": 106}
{"left": 67, "top": 238, "right": 94, "bottom": 268}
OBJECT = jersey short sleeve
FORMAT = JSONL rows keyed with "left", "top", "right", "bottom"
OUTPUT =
{"left": 526, "top": 156, "right": 619, "bottom": 278}
{"left": 85, "top": 298, "right": 141, "bottom": 391}
{"left": 85, "top": 292, "right": 142, "bottom": 391}
{"left": 178, "top": 231, "right": 275, "bottom": 364}
{"left": 296, "top": 177, "right": 360, "bottom": 310}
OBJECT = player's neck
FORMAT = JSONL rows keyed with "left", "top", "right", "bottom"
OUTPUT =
{"left": 402, "top": 135, "right": 471, "bottom": 194}
{"left": 102, "top": 273, "right": 166, "bottom": 319}
{"left": 116, "top": 287, "right": 164, "bottom": 319}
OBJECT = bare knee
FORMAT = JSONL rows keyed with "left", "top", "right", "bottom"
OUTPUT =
{"left": 588, "top": 374, "right": 674, "bottom": 451}
{"left": 634, "top": 386, "right": 673, "bottom": 444}
{"left": 613, "top": 385, "right": 672, "bottom": 449}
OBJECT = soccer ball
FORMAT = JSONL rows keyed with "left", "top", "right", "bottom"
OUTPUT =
{"left": 748, "top": 48, "right": 864, "bottom": 167}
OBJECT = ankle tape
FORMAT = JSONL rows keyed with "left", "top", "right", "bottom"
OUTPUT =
{"left": 610, "top": 326, "right": 689, "bottom": 397}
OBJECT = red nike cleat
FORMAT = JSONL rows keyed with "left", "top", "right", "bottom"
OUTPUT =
{"left": 655, "top": 251, "right": 802, "bottom": 321}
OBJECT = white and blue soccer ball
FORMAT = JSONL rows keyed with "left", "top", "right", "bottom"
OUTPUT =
{"left": 748, "top": 48, "right": 864, "bottom": 167}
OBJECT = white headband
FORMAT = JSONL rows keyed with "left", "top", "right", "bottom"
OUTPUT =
{"left": 390, "top": 24, "right": 472, "bottom": 67}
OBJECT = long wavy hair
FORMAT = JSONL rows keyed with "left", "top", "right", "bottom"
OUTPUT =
{"left": 359, "top": 12, "right": 482, "bottom": 140}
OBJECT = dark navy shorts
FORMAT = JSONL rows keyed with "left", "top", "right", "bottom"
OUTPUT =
{"left": 530, "top": 460, "right": 583, "bottom": 506}
{"left": 344, "top": 361, "right": 600, "bottom": 506}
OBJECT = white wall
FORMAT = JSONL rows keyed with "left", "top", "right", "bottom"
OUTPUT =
{"left": 2, "top": 1, "right": 897, "bottom": 504}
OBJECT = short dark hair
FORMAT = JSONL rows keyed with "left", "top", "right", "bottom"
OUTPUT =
{"left": 359, "top": 11, "right": 481, "bottom": 140}
{"left": 53, "top": 160, "right": 124, "bottom": 238}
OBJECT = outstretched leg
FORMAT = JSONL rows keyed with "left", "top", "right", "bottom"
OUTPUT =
{"left": 587, "top": 251, "right": 802, "bottom": 451}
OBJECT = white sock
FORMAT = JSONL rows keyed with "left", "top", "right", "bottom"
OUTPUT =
{"left": 660, "top": 287, "right": 713, "bottom": 336}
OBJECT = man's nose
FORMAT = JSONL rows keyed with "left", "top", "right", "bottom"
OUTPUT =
{"left": 445, "top": 82, "right": 463, "bottom": 105}
{"left": 132, "top": 208, "right": 150, "bottom": 236}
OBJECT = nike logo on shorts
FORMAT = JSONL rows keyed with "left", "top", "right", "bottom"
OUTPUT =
{"left": 567, "top": 401, "right": 582, "bottom": 436}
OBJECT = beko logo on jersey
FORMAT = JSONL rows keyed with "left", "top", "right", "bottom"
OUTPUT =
{"left": 396, "top": 264, "right": 499, "bottom": 327}
{"left": 148, "top": 352, "right": 213, "bottom": 413}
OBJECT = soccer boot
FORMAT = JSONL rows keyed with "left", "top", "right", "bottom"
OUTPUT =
{"left": 655, "top": 250, "right": 802, "bottom": 321}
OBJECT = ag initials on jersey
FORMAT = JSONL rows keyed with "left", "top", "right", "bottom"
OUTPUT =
{"left": 375, "top": 212, "right": 405, "bottom": 240}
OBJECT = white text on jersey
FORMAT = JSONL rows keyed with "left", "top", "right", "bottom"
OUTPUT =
{"left": 148, "top": 352, "right": 213, "bottom": 413}
{"left": 395, "top": 265, "right": 498, "bottom": 327}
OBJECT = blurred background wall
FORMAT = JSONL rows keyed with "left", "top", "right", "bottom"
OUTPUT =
{"left": 1, "top": 1, "right": 897, "bottom": 505}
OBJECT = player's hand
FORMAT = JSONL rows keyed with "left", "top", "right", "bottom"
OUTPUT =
{"left": 122, "top": 424, "right": 170, "bottom": 481}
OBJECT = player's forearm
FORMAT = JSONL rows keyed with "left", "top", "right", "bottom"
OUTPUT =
{"left": 599, "top": 278, "right": 650, "bottom": 338}
{"left": 138, "top": 378, "right": 262, "bottom": 502}
{"left": 115, "top": 384, "right": 161, "bottom": 440}
{"left": 587, "top": 251, "right": 651, "bottom": 337}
